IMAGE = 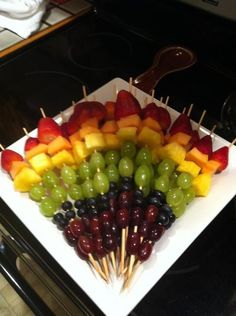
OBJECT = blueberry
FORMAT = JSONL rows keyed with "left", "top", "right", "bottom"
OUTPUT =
{"left": 97, "top": 193, "right": 109, "bottom": 204}
{"left": 74, "top": 199, "right": 84, "bottom": 209}
{"left": 134, "top": 188, "right": 144, "bottom": 199}
{"left": 76, "top": 206, "right": 87, "bottom": 217}
{"left": 120, "top": 182, "right": 133, "bottom": 192}
{"left": 86, "top": 198, "right": 97, "bottom": 209}
{"left": 148, "top": 196, "right": 162, "bottom": 207}
{"left": 65, "top": 210, "right": 76, "bottom": 220}
{"left": 89, "top": 207, "right": 99, "bottom": 217}
{"left": 109, "top": 182, "right": 118, "bottom": 190}
{"left": 53, "top": 212, "right": 64, "bottom": 224}
{"left": 57, "top": 218, "right": 69, "bottom": 230}
{"left": 157, "top": 210, "right": 169, "bottom": 226}
{"left": 108, "top": 189, "right": 118, "bottom": 198}
{"left": 121, "top": 176, "right": 132, "bottom": 184}
{"left": 61, "top": 200, "right": 73, "bottom": 211}
{"left": 151, "top": 190, "right": 166, "bottom": 202}
{"left": 169, "top": 213, "right": 176, "bottom": 223}
{"left": 134, "top": 197, "right": 144, "bottom": 207}
{"left": 159, "top": 204, "right": 173, "bottom": 215}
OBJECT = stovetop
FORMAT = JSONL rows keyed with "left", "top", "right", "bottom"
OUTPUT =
{"left": 0, "top": 3, "right": 236, "bottom": 315}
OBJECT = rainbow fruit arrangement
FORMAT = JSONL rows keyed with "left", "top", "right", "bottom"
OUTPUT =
{"left": 0, "top": 87, "right": 230, "bottom": 287}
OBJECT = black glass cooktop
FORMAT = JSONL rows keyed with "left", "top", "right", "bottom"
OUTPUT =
{"left": 0, "top": 3, "right": 236, "bottom": 315}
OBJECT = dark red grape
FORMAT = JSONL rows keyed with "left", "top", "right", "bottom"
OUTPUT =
{"left": 93, "top": 235, "right": 106, "bottom": 258}
{"left": 145, "top": 205, "right": 158, "bottom": 223}
{"left": 148, "top": 223, "right": 165, "bottom": 242}
{"left": 69, "top": 219, "right": 85, "bottom": 238}
{"left": 138, "top": 220, "right": 150, "bottom": 238}
{"left": 76, "top": 243, "right": 88, "bottom": 260}
{"left": 103, "top": 232, "right": 117, "bottom": 252}
{"left": 100, "top": 210, "right": 113, "bottom": 233}
{"left": 89, "top": 216, "right": 101, "bottom": 236}
{"left": 78, "top": 235, "right": 94, "bottom": 255}
{"left": 108, "top": 197, "right": 118, "bottom": 217}
{"left": 130, "top": 207, "right": 143, "bottom": 226}
{"left": 118, "top": 191, "right": 133, "bottom": 208}
{"left": 126, "top": 229, "right": 140, "bottom": 255}
{"left": 63, "top": 225, "right": 77, "bottom": 246}
{"left": 81, "top": 215, "right": 91, "bottom": 233}
{"left": 116, "top": 208, "right": 129, "bottom": 228}
{"left": 138, "top": 240, "right": 153, "bottom": 262}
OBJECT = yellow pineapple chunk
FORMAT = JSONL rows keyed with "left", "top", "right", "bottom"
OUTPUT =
{"left": 192, "top": 173, "right": 212, "bottom": 196}
{"left": 84, "top": 133, "right": 106, "bottom": 151}
{"left": 103, "top": 133, "right": 121, "bottom": 150}
{"left": 51, "top": 150, "right": 75, "bottom": 168}
{"left": 159, "top": 142, "right": 186, "bottom": 165}
{"left": 10, "top": 161, "right": 29, "bottom": 179}
{"left": 72, "top": 141, "right": 90, "bottom": 164}
{"left": 29, "top": 153, "right": 53, "bottom": 175}
{"left": 116, "top": 127, "right": 137, "bottom": 142}
{"left": 137, "top": 126, "right": 162, "bottom": 148}
{"left": 151, "top": 147, "right": 161, "bottom": 164}
{"left": 177, "top": 160, "right": 201, "bottom": 178}
{"left": 14, "top": 167, "right": 42, "bottom": 192}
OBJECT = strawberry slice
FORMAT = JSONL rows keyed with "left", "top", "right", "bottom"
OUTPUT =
{"left": 169, "top": 113, "right": 192, "bottom": 136}
{"left": 115, "top": 90, "right": 142, "bottom": 120}
{"left": 142, "top": 103, "right": 160, "bottom": 121}
{"left": 211, "top": 146, "right": 229, "bottom": 172}
{"left": 1, "top": 149, "right": 23, "bottom": 172}
{"left": 24, "top": 137, "right": 39, "bottom": 152}
{"left": 157, "top": 107, "right": 171, "bottom": 130}
{"left": 38, "top": 117, "right": 62, "bottom": 144}
{"left": 195, "top": 135, "right": 212, "bottom": 156}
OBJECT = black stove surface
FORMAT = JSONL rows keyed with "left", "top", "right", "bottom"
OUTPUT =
{"left": 0, "top": 3, "right": 236, "bottom": 316}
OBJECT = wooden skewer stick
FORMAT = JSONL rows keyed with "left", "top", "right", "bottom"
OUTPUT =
{"left": 82, "top": 85, "right": 88, "bottom": 101}
{"left": 40, "top": 107, "right": 46, "bottom": 118}
{"left": 197, "top": 109, "right": 206, "bottom": 130}
{"left": 229, "top": 137, "right": 236, "bottom": 148}
{"left": 127, "top": 226, "right": 138, "bottom": 279}
{"left": 129, "top": 77, "right": 133, "bottom": 94}
{"left": 22, "top": 127, "right": 29, "bottom": 136}
{"left": 109, "top": 251, "right": 117, "bottom": 276}
{"left": 123, "top": 261, "right": 141, "bottom": 291}
{"left": 187, "top": 103, "right": 194, "bottom": 117}
{"left": 101, "top": 257, "right": 110, "bottom": 281}
{"left": 88, "top": 254, "right": 108, "bottom": 283}
{"left": 120, "top": 228, "right": 126, "bottom": 275}
{"left": 151, "top": 89, "right": 155, "bottom": 103}
{"left": 210, "top": 124, "right": 217, "bottom": 135}
{"left": 143, "top": 96, "right": 148, "bottom": 107}
{"left": 160, "top": 96, "right": 164, "bottom": 103}
{"left": 0, "top": 144, "right": 5, "bottom": 150}
{"left": 113, "top": 84, "right": 117, "bottom": 101}
{"left": 182, "top": 107, "right": 186, "bottom": 114}
{"left": 165, "top": 96, "right": 170, "bottom": 108}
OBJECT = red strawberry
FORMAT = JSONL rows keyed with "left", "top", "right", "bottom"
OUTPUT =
{"left": 169, "top": 113, "right": 192, "bottom": 136}
{"left": 211, "top": 146, "right": 229, "bottom": 172}
{"left": 189, "top": 130, "right": 200, "bottom": 149}
{"left": 195, "top": 135, "right": 212, "bottom": 156}
{"left": 60, "top": 122, "right": 69, "bottom": 139}
{"left": 115, "top": 90, "right": 142, "bottom": 120}
{"left": 24, "top": 137, "right": 39, "bottom": 152}
{"left": 157, "top": 107, "right": 171, "bottom": 130}
{"left": 38, "top": 117, "right": 61, "bottom": 144}
{"left": 142, "top": 103, "right": 160, "bottom": 121}
{"left": 1, "top": 149, "right": 23, "bottom": 172}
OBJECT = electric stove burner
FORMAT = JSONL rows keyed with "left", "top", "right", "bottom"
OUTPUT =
{"left": 69, "top": 32, "right": 133, "bottom": 71}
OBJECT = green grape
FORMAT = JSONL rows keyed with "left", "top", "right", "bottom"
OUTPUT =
{"left": 120, "top": 141, "right": 136, "bottom": 159}
{"left": 40, "top": 197, "right": 57, "bottom": 217}
{"left": 93, "top": 172, "right": 109, "bottom": 194}
{"left": 157, "top": 158, "right": 175, "bottom": 176}
{"left": 60, "top": 165, "right": 77, "bottom": 185}
{"left": 172, "top": 200, "right": 187, "bottom": 218}
{"left": 177, "top": 172, "right": 193, "bottom": 189}
{"left": 154, "top": 174, "right": 169, "bottom": 193}
{"left": 135, "top": 147, "right": 152, "bottom": 166}
{"left": 42, "top": 170, "right": 59, "bottom": 189}
{"left": 118, "top": 157, "right": 134, "bottom": 177}
{"left": 29, "top": 184, "right": 46, "bottom": 202}
{"left": 166, "top": 187, "right": 184, "bottom": 207}
{"left": 82, "top": 179, "right": 97, "bottom": 198}
{"left": 105, "top": 164, "right": 120, "bottom": 183}
{"left": 68, "top": 184, "right": 84, "bottom": 200}
{"left": 169, "top": 171, "right": 179, "bottom": 188}
{"left": 142, "top": 185, "right": 151, "bottom": 197}
{"left": 134, "top": 165, "right": 151, "bottom": 188}
{"left": 78, "top": 161, "right": 92, "bottom": 180}
{"left": 89, "top": 152, "right": 105, "bottom": 173}
{"left": 51, "top": 186, "right": 67, "bottom": 203}
{"left": 183, "top": 187, "right": 195, "bottom": 204}
{"left": 104, "top": 150, "right": 120, "bottom": 165}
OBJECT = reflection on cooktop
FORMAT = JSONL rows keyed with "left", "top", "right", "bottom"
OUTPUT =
{"left": 69, "top": 32, "right": 133, "bottom": 71}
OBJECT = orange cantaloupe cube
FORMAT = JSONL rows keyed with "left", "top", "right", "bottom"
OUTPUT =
{"left": 201, "top": 160, "right": 221, "bottom": 175}
{"left": 81, "top": 117, "right": 99, "bottom": 129}
{"left": 25, "top": 143, "right": 48, "bottom": 161}
{"left": 79, "top": 126, "right": 100, "bottom": 140}
{"left": 116, "top": 127, "right": 137, "bottom": 142}
{"left": 141, "top": 117, "right": 162, "bottom": 133}
{"left": 117, "top": 114, "right": 141, "bottom": 129}
{"left": 69, "top": 131, "right": 82, "bottom": 146}
{"left": 168, "top": 132, "right": 192, "bottom": 146}
{"left": 137, "top": 126, "right": 162, "bottom": 148}
{"left": 105, "top": 101, "right": 115, "bottom": 120}
{"left": 104, "top": 133, "right": 121, "bottom": 150}
{"left": 185, "top": 147, "right": 208, "bottom": 168}
{"left": 100, "top": 120, "right": 118, "bottom": 134}
{"left": 47, "top": 136, "right": 71, "bottom": 156}
{"left": 10, "top": 161, "right": 29, "bottom": 179}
